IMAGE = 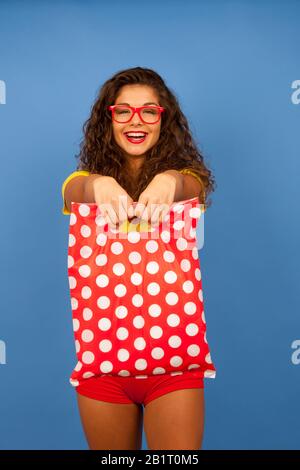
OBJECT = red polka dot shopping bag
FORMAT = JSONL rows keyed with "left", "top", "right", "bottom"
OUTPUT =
{"left": 67, "top": 196, "right": 216, "bottom": 387}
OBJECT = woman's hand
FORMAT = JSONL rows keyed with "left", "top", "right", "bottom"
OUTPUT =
{"left": 92, "top": 176, "right": 135, "bottom": 228}
{"left": 133, "top": 170, "right": 184, "bottom": 225}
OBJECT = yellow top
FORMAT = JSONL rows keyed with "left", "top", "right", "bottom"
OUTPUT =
{"left": 61, "top": 170, "right": 90, "bottom": 215}
{"left": 61, "top": 168, "right": 203, "bottom": 215}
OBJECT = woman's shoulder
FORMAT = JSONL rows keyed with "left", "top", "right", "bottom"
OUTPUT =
{"left": 178, "top": 168, "right": 202, "bottom": 184}
{"left": 61, "top": 170, "right": 90, "bottom": 215}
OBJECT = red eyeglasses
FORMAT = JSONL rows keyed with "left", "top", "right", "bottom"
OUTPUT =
{"left": 108, "top": 105, "right": 165, "bottom": 124}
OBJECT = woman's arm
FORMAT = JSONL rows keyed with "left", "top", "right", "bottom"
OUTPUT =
{"left": 63, "top": 173, "right": 103, "bottom": 214}
{"left": 61, "top": 167, "right": 204, "bottom": 215}
{"left": 162, "top": 169, "right": 202, "bottom": 201}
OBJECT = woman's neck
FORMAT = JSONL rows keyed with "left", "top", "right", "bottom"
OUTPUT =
{"left": 125, "top": 156, "right": 145, "bottom": 178}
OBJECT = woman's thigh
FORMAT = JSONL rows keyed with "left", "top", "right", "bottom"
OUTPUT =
{"left": 76, "top": 392, "right": 144, "bottom": 450}
{"left": 143, "top": 388, "right": 205, "bottom": 450}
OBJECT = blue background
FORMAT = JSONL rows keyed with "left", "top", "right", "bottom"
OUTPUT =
{"left": 0, "top": 0, "right": 299, "bottom": 450}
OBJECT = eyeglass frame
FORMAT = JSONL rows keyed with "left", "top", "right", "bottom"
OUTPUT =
{"left": 107, "top": 104, "right": 165, "bottom": 124}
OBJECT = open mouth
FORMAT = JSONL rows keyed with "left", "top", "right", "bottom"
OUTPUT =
{"left": 124, "top": 132, "right": 148, "bottom": 144}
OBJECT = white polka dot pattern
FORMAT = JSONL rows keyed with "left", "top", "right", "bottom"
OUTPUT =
{"left": 67, "top": 196, "right": 216, "bottom": 387}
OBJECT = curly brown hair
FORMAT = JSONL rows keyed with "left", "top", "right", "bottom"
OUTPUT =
{"left": 75, "top": 66, "right": 216, "bottom": 209}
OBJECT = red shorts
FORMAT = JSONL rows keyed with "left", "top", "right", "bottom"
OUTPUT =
{"left": 76, "top": 369, "right": 204, "bottom": 407}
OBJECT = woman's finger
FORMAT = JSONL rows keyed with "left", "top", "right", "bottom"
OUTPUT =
{"left": 106, "top": 204, "right": 118, "bottom": 226}
{"left": 127, "top": 204, "right": 135, "bottom": 218}
{"left": 134, "top": 198, "right": 148, "bottom": 218}
{"left": 160, "top": 204, "right": 171, "bottom": 223}
{"left": 150, "top": 204, "right": 161, "bottom": 225}
{"left": 118, "top": 196, "right": 131, "bottom": 224}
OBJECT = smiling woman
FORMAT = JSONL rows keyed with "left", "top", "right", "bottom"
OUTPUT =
{"left": 65, "top": 67, "right": 215, "bottom": 208}
{"left": 61, "top": 66, "right": 216, "bottom": 450}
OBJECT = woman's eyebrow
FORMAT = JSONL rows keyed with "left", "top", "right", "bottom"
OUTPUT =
{"left": 116, "top": 101, "right": 159, "bottom": 106}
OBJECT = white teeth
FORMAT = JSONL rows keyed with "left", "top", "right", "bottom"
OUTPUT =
{"left": 126, "top": 133, "right": 146, "bottom": 138}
